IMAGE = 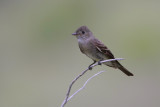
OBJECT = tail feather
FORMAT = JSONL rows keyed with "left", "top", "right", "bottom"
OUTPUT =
{"left": 104, "top": 60, "right": 133, "bottom": 76}
{"left": 118, "top": 66, "right": 133, "bottom": 76}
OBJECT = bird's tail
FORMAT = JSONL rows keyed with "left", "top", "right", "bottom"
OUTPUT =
{"left": 118, "top": 65, "right": 133, "bottom": 76}
{"left": 104, "top": 60, "right": 133, "bottom": 76}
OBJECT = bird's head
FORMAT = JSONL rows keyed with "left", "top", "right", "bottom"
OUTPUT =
{"left": 72, "top": 26, "right": 92, "bottom": 39}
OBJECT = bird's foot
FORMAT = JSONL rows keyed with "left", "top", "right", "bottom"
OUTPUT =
{"left": 88, "top": 61, "right": 96, "bottom": 70}
{"left": 88, "top": 66, "right": 92, "bottom": 70}
{"left": 98, "top": 61, "right": 102, "bottom": 65}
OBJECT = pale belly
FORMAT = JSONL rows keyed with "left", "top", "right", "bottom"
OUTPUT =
{"left": 84, "top": 48, "right": 115, "bottom": 67}
{"left": 78, "top": 39, "right": 116, "bottom": 67}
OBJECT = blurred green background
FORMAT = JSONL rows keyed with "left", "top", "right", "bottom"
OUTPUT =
{"left": 0, "top": 0, "right": 160, "bottom": 107}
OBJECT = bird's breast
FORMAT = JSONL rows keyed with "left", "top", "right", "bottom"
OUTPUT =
{"left": 78, "top": 40, "right": 103, "bottom": 61}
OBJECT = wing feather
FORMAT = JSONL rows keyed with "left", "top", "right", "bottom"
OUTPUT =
{"left": 92, "top": 38, "right": 115, "bottom": 59}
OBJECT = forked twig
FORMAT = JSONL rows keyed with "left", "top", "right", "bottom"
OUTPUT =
{"left": 61, "top": 58, "right": 124, "bottom": 107}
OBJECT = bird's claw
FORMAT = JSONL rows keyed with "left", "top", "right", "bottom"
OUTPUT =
{"left": 98, "top": 61, "right": 102, "bottom": 65}
{"left": 88, "top": 66, "right": 92, "bottom": 70}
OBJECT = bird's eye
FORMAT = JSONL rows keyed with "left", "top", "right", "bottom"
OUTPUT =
{"left": 82, "top": 31, "right": 85, "bottom": 34}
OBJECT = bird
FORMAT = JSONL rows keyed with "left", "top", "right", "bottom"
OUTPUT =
{"left": 72, "top": 26, "right": 133, "bottom": 76}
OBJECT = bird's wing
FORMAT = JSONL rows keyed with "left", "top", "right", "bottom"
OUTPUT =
{"left": 92, "top": 38, "right": 115, "bottom": 59}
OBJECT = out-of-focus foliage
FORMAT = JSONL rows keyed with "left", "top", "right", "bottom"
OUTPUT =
{"left": 0, "top": 0, "right": 160, "bottom": 107}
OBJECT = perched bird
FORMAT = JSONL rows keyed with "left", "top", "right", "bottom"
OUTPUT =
{"left": 72, "top": 26, "right": 133, "bottom": 76}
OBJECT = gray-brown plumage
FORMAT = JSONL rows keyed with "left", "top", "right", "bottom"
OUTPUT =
{"left": 72, "top": 26, "right": 133, "bottom": 76}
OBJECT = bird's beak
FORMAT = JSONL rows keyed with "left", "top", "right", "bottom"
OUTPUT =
{"left": 72, "top": 32, "right": 78, "bottom": 36}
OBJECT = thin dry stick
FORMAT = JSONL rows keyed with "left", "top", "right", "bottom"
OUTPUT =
{"left": 67, "top": 70, "right": 106, "bottom": 101}
{"left": 61, "top": 58, "right": 124, "bottom": 107}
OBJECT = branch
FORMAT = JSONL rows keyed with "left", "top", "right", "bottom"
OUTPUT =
{"left": 61, "top": 58, "right": 124, "bottom": 107}
{"left": 67, "top": 70, "right": 106, "bottom": 101}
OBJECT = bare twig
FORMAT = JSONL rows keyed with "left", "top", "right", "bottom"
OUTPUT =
{"left": 67, "top": 70, "right": 106, "bottom": 101}
{"left": 61, "top": 58, "right": 124, "bottom": 107}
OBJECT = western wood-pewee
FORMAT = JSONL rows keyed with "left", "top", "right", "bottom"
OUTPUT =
{"left": 72, "top": 26, "right": 133, "bottom": 76}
